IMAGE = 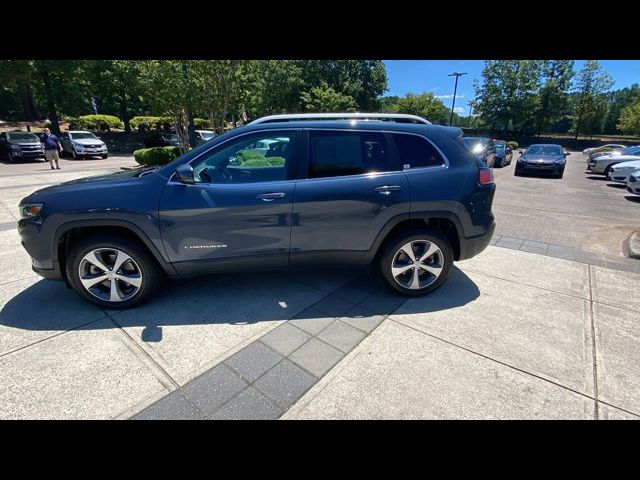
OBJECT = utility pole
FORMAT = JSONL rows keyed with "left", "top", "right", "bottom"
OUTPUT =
{"left": 448, "top": 72, "right": 467, "bottom": 126}
{"left": 182, "top": 62, "right": 196, "bottom": 148}
{"left": 468, "top": 100, "right": 475, "bottom": 128}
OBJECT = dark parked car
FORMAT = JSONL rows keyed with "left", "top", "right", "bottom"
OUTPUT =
{"left": 144, "top": 133, "right": 180, "bottom": 148}
{"left": 493, "top": 140, "right": 512, "bottom": 167}
{"left": 0, "top": 131, "right": 45, "bottom": 162}
{"left": 18, "top": 113, "right": 496, "bottom": 308}
{"left": 462, "top": 137, "right": 496, "bottom": 167}
{"left": 514, "top": 144, "right": 569, "bottom": 178}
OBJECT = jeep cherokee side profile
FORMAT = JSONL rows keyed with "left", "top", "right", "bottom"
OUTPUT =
{"left": 18, "top": 113, "right": 496, "bottom": 308}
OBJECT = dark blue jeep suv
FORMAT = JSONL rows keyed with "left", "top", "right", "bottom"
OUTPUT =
{"left": 18, "top": 114, "right": 496, "bottom": 308}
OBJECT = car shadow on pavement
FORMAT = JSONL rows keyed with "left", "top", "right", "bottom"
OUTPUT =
{"left": 0, "top": 267, "right": 480, "bottom": 334}
{"left": 625, "top": 195, "right": 640, "bottom": 203}
{"left": 606, "top": 183, "right": 627, "bottom": 189}
{"left": 585, "top": 175, "right": 608, "bottom": 181}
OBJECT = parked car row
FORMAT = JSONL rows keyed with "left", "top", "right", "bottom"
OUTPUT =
{"left": 1, "top": 129, "right": 109, "bottom": 162}
{"left": 585, "top": 144, "right": 640, "bottom": 196}
{"left": 142, "top": 130, "right": 216, "bottom": 149}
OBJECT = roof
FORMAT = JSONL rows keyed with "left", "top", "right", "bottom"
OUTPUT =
{"left": 249, "top": 112, "right": 431, "bottom": 125}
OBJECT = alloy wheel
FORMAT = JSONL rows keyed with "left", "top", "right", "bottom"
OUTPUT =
{"left": 391, "top": 240, "right": 444, "bottom": 290}
{"left": 78, "top": 248, "right": 143, "bottom": 303}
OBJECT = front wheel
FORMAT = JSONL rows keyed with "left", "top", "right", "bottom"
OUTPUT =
{"left": 101, "top": 153, "right": 108, "bottom": 159}
{"left": 67, "top": 234, "right": 164, "bottom": 309}
{"left": 71, "top": 148, "right": 78, "bottom": 160}
{"left": 379, "top": 229, "right": 453, "bottom": 297}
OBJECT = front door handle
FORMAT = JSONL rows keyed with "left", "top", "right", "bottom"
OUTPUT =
{"left": 256, "top": 192, "right": 286, "bottom": 201}
{"left": 374, "top": 185, "right": 402, "bottom": 195}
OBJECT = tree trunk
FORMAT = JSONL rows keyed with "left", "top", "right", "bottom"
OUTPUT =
{"left": 209, "top": 111, "right": 216, "bottom": 134}
{"left": 119, "top": 86, "right": 131, "bottom": 133}
{"left": 18, "top": 81, "right": 39, "bottom": 121}
{"left": 38, "top": 63, "right": 61, "bottom": 135}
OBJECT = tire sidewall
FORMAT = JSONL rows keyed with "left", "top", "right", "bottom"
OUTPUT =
{"left": 67, "top": 236, "right": 160, "bottom": 309}
{"left": 380, "top": 230, "right": 453, "bottom": 296}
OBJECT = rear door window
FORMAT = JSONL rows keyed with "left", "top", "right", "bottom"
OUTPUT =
{"left": 392, "top": 133, "right": 445, "bottom": 169}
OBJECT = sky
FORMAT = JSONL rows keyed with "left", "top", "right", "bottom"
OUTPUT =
{"left": 383, "top": 60, "right": 640, "bottom": 117}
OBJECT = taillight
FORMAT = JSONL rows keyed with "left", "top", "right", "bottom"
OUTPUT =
{"left": 478, "top": 167, "right": 494, "bottom": 185}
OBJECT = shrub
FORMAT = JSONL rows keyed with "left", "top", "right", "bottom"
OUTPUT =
{"left": 72, "top": 114, "right": 123, "bottom": 131}
{"left": 507, "top": 141, "right": 519, "bottom": 149}
{"left": 236, "top": 149, "right": 266, "bottom": 163}
{"left": 131, "top": 116, "right": 159, "bottom": 132}
{"left": 194, "top": 118, "right": 210, "bottom": 129}
{"left": 266, "top": 156, "right": 285, "bottom": 166}
{"left": 241, "top": 159, "right": 271, "bottom": 167}
{"left": 133, "top": 146, "right": 181, "bottom": 166}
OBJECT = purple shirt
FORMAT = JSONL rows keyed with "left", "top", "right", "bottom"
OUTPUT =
{"left": 41, "top": 133, "right": 60, "bottom": 150}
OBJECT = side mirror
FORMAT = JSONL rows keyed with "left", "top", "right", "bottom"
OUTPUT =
{"left": 175, "top": 164, "right": 195, "bottom": 185}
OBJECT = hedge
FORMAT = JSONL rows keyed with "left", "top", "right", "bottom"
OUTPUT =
{"left": 68, "top": 115, "right": 123, "bottom": 131}
{"left": 194, "top": 118, "right": 209, "bottom": 129}
{"left": 131, "top": 116, "right": 210, "bottom": 132}
{"left": 241, "top": 159, "right": 271, "bottom": 167}
{"left": 266, "top": 157, "right": 285, "bottom": 166}
{"left": 133, "top": 146, "right": 181, "bottom": 166}
{"left": 236, "top": 149, "right": 265, "bottom": 163}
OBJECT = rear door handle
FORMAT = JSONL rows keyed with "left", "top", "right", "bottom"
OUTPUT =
{"left": 374, "top": 185, "right": 402, "bottom": 195}
{"left": 256, "top": 192, "right": 286, "bottom": 201}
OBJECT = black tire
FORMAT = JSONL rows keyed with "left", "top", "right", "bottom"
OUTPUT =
{"left": 514, "top": 167, "right": 521, "bottom": 176}
{"left": 379, "top": 228, "right": 453, "bottom": 297}
{"left": 557, "top": 169, "right": 564, "bottom": 179}
{"left": 101, "top": 153, "right": 108, "bottom": 159}
{"left": 71, "top": 148, "right": 78, "bottom": 160}
{"left": 494, "top": 158, "right": 502, "bottom": 168}
{"left": 66, "top": 234, "right": 164, "bottom": 309}
{"left": 603, "top": 164, "right": 616, "bottom": 177}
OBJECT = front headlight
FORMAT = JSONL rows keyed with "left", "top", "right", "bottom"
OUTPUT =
{"left": 19, "top": 203, "right": 44, "bottom": 219}
{"left": 72, "top": 141, "right": 84, "bottom": 148}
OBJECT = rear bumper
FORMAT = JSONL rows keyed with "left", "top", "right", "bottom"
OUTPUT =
{"left": 517, "top": 163, "right": 563, "bottom": 174}
{"left": 458, "top": 220, "right": 495, "bottom": 260}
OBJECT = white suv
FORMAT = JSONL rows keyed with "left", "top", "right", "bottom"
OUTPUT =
{"left": 60, "top": 130, "right": 108, "bottom": 159}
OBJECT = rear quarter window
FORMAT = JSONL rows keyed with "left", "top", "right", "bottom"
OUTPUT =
{"left": 392, "top": 133, "right": 445, "bottom": 169}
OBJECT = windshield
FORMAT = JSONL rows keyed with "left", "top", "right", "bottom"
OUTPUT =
{"left": 163, "top": 134, "right": 178, "bottom": 141}
{"left": 71, "top": 132, "right": 98, "bottom": 140}
{"left": 495, "top": 143, "right": 506, "bottom": 153}
{"left": 8, "top": 133, "right": 39, "bottom": 142}
{"left": 199, "top": 131, "right": 215, "bottom": 140}
{"left": 525, "top": 145, "right": 563, "bottom": 156}
{"left": 622, "top": 146, "right": 640, "bottom": 155}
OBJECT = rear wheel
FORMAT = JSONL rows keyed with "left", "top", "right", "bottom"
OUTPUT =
{"left": 67, "top": 234, "right": 164, "bottom": 309}
{"left": 379, "top": 229, "right": 453, "bottom": 296}
{"left": 71, "top": 148, "right": 78, "bottom": 160}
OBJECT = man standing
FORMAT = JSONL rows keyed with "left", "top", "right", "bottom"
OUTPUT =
{"left": 41, "top": 127, "right": 62, "bottom": 170}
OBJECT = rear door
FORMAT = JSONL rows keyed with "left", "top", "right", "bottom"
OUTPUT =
{"left": 290, "top": 129, "right": 410, "bottom": 266}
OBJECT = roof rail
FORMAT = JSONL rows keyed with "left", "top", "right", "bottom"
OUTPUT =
{"left": 249, "top": 112, "right": 431, "bottom": 125}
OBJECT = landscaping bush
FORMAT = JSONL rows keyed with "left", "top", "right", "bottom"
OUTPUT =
{"left": 241, "top": 159, "right": 271, "bottom": 167}
{"left": 507, "top": 141, "right": 519, "bottom": 149}
{"left": 194, "top": 118, "right": 210, "bottom": 129}
{"left": 131, "top": 116, "right": 159, "bottom": 132}
{"left": 75, "top": 114, "right": 123, "bottom": 131}
{"left": 266, "top": 156, "right": 285, "bottom": 166}
{"left": 133, "top": 146, "right": 181, "bottom": 166}
{"left": 236, "top": 149, "right": 266, "bottom": 163}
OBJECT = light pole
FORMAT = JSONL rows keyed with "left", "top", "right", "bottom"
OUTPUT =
{"left": 468, "top": 100, "right": 475, "bottom": 128}
{"left": 448, "top": 72, "right": 467, "bottom": 126}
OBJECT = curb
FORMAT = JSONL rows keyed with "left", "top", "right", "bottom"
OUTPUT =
{"left": 623, "top": 229, "right": 640, "bottom": 260}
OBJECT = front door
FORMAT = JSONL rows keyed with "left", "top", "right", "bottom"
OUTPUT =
{"left": 158, "top": 129, "right": 302, "bottom": 274}
{"left": 291, "top": 129, "right": 410, "bottom": 266}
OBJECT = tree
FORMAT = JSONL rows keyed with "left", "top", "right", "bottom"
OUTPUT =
{"left": 297, "top": 60, "right": 387, "bottom": 110}
{"left": 138, "top": 60, "right": 199, "bottom": 152}
{"left": 603, "top": 83, "right": 640, "bottom": 134}
{"left": 0, "top": 60, "right": 40, "bottom": 121}
{"left": 618, "top": 101, "right": 640, "bottom": 136}
{"left": 248, "top": 60, "right": 304, "bottom": 116}
{"left": 300, "top": 83, "right": 356, "bottom": 112}
{"left": 572, "top": 60, "right": 614, "bottom": 139}
{"left": 391, "top": 92, "right": 449, "bottom": 124}
{"left": 534, "top": 60, "right": 574, "bottom": 136}
{"left": 379, "top": 95, "right": 400, "bottom": 112}
{"left": 474, "top": 60, "right": 542, "bottom": 133}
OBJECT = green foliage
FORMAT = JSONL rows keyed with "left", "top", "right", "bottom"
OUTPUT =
{"left": 391, "top": 92, "right": 449, "bottom": 124}
{"left": 241, "top": 159, "right": 271, "bottom": 167}
{"left": 617, "top": 101, "right": 640, "bottom": 136}
{"left": 236, "top": 149, "right": 266, "bottom": 163}
{"left": 133, "top": 146, "right": 181, "bottom": 166}
{"left": 266, "top": 156, "right": 285, "bottom": 166}
{"left": 130, "top": 116, "right": 174, "bottom": 132}
{"left": 300, "top": 82, "right": 356, "bottom": 112}
{"left": 71, "top": 114, "right": 123, "bottom": 131}
{"left": 194, "top": 117, "right": 209, "bottom": 128}
{"left": 507, "top": 141, "right": 519, "bottom": 149}
{"left": 573, "top": 61, "right": 614, "bottom": 138}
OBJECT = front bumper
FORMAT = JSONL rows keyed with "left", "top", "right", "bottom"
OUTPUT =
{"left": 517, "top": 162, "right": 563, "bottom": 175}
{"left": 459, "top": 220, "right": 495, "bottom": 260}
{"left": 75, "top": 146, "right": 108, "bottom": 155}
{"left": 20, "top": 149, "right": 45, "bottom": 158}
{"left": 608, "top": 171, "right": 631, "bottom": 183}
{"left": 627, "top": 177, "right": 640, "bottom": 195}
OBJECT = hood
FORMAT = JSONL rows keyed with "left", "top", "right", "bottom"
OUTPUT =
{"left": 611, "top": 160, "right": 640, "bottom": 169}
{"left": 596, "top": 154, "right": 640, "bottom": 163}
{"left": 11, "top": 138, "right": 41, "bottom": 145}
{"left": 72, "top": 138, "right": 104, "bottom": 145}
{"left": 24, "top": 167, "right": 156, "bottom": 200}
{"left": 520, "top": 153, "right": 565, "bottom": 163}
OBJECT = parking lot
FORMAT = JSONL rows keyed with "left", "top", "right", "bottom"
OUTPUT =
{"left": 1, "top": 152, "right": 639, "bottom": 419}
